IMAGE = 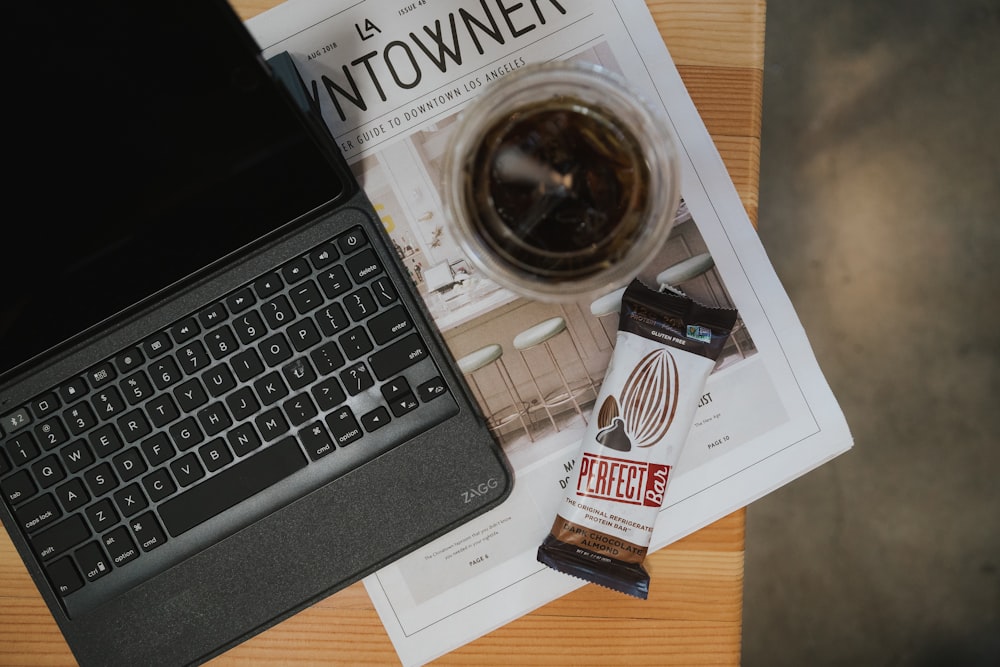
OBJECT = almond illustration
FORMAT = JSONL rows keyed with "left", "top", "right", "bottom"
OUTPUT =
{"left": 619, "top": 349, "right": 679, "bottom": 448}
{"left": 597, "top": 395, "right": 619, "bottom": 429}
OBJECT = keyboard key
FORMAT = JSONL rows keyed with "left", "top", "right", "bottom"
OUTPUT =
{"left": 231, "top": 348, "right": 265, "bottom": 382}
{"left": 308, "top": 242, "right": 338, "bottom": 269}
{"left": 198, "top": 302, "right": 228, "bottom": 329}
{"left": 141, "top": 468, "right": 176, "bottom": 502}
{"left": 76, "top": 541, "right": 112, "bottom": 582}
{"left": 339, "top": 327, "right": 373, "bottom": 360}
{"left": 344, "top": 287, "right": 376, "bottom": 321}
{"left": 170, "top": 453, "right": 206, "bottom": 487}
{"left": 388, "top": 394, "right": 420, "bottom": 418}
{"left": 226, "top": 423, "right": 261, "bottom": 457}
{"left": 64, "top": 403, "right": 97, "bottom": 436}
{"left": 253, "top": 272, "right": 283, "bottom": 299}
{"left": 198, "top": 439, "right": 233, "bottom": 472}
{"left": 34, "top": 416, "right": 69, "bottom": 451}
{"left": 14, "top": 493, "right": 61, "bottom": 533}
{"left": 89, "top": 425, "right": 124, "bottom": 458}
{"left": 102, "top": 526, "right": 139, "bottom": 567}
{"left": 170, "top": 317, "right": 200, "bottom": 344}
{"left": 112, "top": 448, "right": 147, "bottom": 483}
{"left": 260, "top": 333, "right": 293, "bottom": 367}
{"left": 84, "top": 498, "right": 119, "bottom": 533}
{"left": 361, "top": 406, "right": 391, "bottom": 432}
{"left": 283, "top": 394, "right": 317, "bottom": 427}
{"left": 2, "top": 407, "right": 31, "bottom": 434}
{"left": 368, "top": 305, "right": 413, "bottom": 345}
{"left": 2, "top": 470, "right": 37, "bottom": 505}
{"left": 253, "top": 372, "right": 289, "bottom": 406}
{"left": 91, "top": 388, "right": 126, "bottom": 420}
{"left": 282, "top": 358, "right": 316, "bottom": 391}
{"left": 149, "top": 357, "right": 183, "bottom": 390}
{"left": 287, "top": 318, "right": 321, "bottom": 352}
{"left": 345, "top": 248, "right": 383, "bottom": 283}
{"left": 129, "top": 512, "right": 167, "bottom": 552}
{"left": 205, "top": 326, "right": 239, "bottom": 360}
{"left": 225, "top": 286, "right": 256, "bottom": 314}
{"left": 142, "top": 332, "right": 172, "bottom": 359}
{"left": 59, "top": 441, "right": 93, "bottom": 474}
{"left": 140, "top": 433, "right": 174, "bottom": 467}
{"left": 255, "top": 407, "right": 289, "bottom": 442}
{"left": 30, "top": 454, "right": 66, "bottom": 489}
{"left": 114, "top": 347, "right": 145, "bottom": 373}
{"left": 118, "top": 409, "right": 153, "bottom": 443}
{"left": 30, "top": 393, "right": 61, "bottom": 418}
{"left": 202, "top": 365, "right": 236, "bottom": 398}
{"left": 261, "top": 295, "right": 295, "bottom": 329}
{"left": 336, "top": 228, "right": 367, "bottom": 254}
{"left": 54, "top": 478, "right": 89, "bottom": 512}
{"left": 317, "top": 265, "right": 352, "bottom": 299}
{"left": 46, "top": 556, "right": 84, "bottom": 596}
{"left": 159, "top": 436, "right": 307, "bottom": 537}
{"left": 83, "top": 463, "right": 117, "bottom": 497}
{"left": 58, "top": 378, "right": 88, "bottom": 404}
{"left": 113, "top": 483, "right": 148, "bottom": 518}
{"left": 369, "top": 334, "right": 428, "bottom": 380}
{"left": 120, "top": 371, "right": 154, "bottom": 405}
{"left": 300, "top": 421, "right": 335, "bottom": 461}
{"left": 370, "top": 277, "right": 398, "bottom": 307}
{"left": 315, "top": 302, "right": 349, "bottom": 336}
{"left": 310, "top": 341, "right": 345, "bottom": 376}
{"left": 197, "top": 402, "right": 232, "bottom": 437}
{"left": 169, "top": 416, "right": 204, "bottom": 451}
{"left": 380, "top": 378, "right": 411, "bottom": 402}
{"left": 311, "top": 378, "right": 345, "bottom": 412}
{"left": 225, "top": 387, "right": 260, "bottom": 422}
{"left": 176, "top": 340, "right": 211, "bottom": 375}
{"left": 340, "top": 362, "right": 373, "bottom": 396}
{"left": 326, "top": 406, "right": 362, "bottom": 447}
{"left": 173, "top": 379, "right": 207, "bottom": 413}
{"left": 31, "top": 514, "right": 89, "bottom": 561}
{"left": 86, "top": 362, "right": 116, "bottom": 389}
{"left": 233, "top": 311, "right": 267, "bottom": 345}
{"left": 281, "top": 257, "right": 311, "bottom": 284}
{"left": 6, "top": 432, "right": 40, "bottom": 464}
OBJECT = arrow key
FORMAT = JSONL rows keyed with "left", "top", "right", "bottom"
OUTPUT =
{"left": 360, "top": 406, "right": 391, "bottom": 433}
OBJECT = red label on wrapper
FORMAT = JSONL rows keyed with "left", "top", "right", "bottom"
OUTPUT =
{"left": 576, "top": 453, "right": 670, "bottom": 508}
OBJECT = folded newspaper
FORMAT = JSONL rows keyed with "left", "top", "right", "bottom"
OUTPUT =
{"left": 246, "top": 1, "right": 853, "bottom": 664}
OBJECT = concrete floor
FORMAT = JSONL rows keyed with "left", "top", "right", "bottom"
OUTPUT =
{"left": 742, "top": 1, "right": 1000, "bottom": 665}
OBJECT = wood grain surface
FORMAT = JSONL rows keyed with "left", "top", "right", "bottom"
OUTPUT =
{"left": 0, "top": 1, "right": 764, "bottom": 664}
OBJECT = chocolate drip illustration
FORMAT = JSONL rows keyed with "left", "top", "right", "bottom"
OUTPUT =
{"left": 595, "top": 417, "right": 631, "bottom": 451}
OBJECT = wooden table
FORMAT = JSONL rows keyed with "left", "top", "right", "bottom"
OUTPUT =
{"left": 0, "top": 1, "right": 763, "bottom": 664}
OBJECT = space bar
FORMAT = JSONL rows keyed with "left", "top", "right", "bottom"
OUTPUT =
{"left": 159, "top": 437, "right": 307, "bottom": 537}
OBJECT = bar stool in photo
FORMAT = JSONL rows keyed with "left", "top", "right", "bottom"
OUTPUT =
{"left": 456, "top": 343, "right": 533, "bottom": 443}
{"left": 512, "top": 316, "right": 596, "bottom": 434}
{"left": 588, "top": 286, "right": 627, "bottom": 348}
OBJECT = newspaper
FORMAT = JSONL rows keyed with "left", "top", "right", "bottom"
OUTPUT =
{"left": 246, "top": 1, "right": 853, "bottom": 664}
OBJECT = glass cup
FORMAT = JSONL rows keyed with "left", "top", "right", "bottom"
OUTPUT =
{"left": 442, "top": 60, "right": 682, "bottom": 303}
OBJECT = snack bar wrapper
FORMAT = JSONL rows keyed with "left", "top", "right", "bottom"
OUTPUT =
{"left": 537, "top": 279, "right": 738, "bottom": 598}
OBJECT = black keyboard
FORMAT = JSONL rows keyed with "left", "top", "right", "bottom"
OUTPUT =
{"left": 0, "top": 225, "right": 457, "bottom": 616}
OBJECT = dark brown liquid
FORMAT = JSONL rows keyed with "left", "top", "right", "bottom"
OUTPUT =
{"left": 464, "top": 98, "right": 651, "bottom": 279}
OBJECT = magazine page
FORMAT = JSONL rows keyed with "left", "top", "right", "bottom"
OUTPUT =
{"left": 246, "top": 1, "right": 853, "bottom": 664}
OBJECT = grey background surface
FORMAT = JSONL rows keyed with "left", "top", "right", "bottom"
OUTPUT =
{"left": 743, "top": 1, "right": 1000, "bottom": 665}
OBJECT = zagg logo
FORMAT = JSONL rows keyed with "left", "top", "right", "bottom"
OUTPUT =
{"left": 576, "top": 452, "right": 670, "bottom": 507}
{"left": 461, "top": 477, "right": 499, "bottom": 503}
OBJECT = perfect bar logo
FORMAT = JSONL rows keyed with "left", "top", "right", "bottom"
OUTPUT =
{"left": 576, "top": 452, "right": 670, "bottom": 507}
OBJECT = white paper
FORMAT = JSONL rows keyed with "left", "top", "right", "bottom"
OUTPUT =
{"left": 246, "top": 2, "right": 853, "bottom": 664}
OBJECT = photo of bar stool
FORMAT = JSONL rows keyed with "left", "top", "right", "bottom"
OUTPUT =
{"left": 457, "top": 343, "right": 533, "bottom": 443}
{"left": 513, "top": 316, "right": 596, "bottom": 434}
{"left": 656, "top": 251, "right": 716, "bottom": 292}
{"left": 589, "top": 286, "right": 627, "bottom": 347}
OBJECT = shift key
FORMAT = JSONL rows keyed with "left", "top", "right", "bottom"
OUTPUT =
{"left": 369, "top": 334, "right": 428, "bottom": 380}
{"left": 31, "top": 514, "right": 89, "bottom": 561}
